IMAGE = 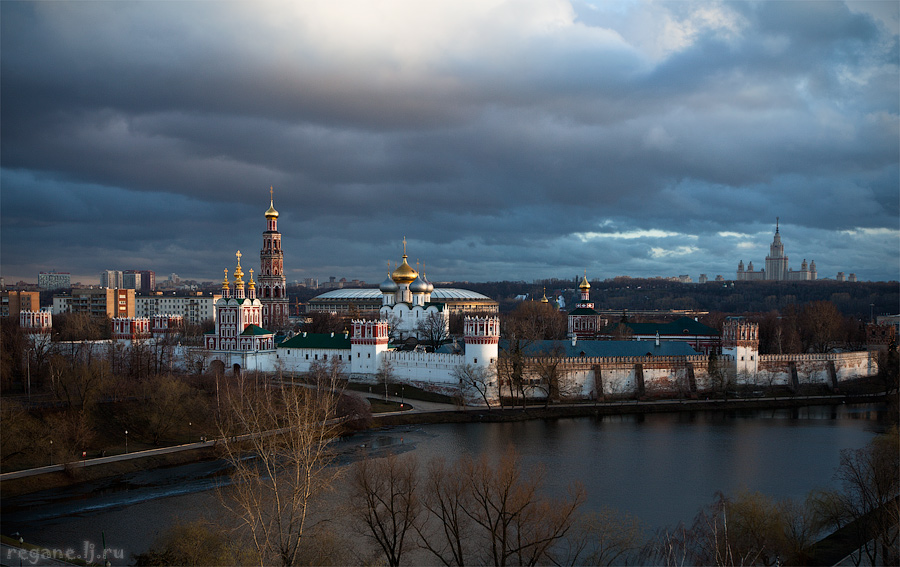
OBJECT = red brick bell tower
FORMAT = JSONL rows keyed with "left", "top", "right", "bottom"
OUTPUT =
{"left": 259, "top": 187, "right": 289, "bottom": 330}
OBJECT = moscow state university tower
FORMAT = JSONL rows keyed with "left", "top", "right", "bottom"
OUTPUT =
{"left": 259, "top": 189, "right": 289, "bottom": 329}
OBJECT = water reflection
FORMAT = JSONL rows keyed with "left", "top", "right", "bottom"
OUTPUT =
{"left": 0, "top": 403, "right": 887, "bottom": 560}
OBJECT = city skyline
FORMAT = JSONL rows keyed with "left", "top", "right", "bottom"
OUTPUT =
{"left": 2, "top": 1, "right": 898, "bottom": 284}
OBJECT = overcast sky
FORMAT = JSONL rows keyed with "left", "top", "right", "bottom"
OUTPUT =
{"left": 2, "top": 1, "right": 898, "bottom": 286}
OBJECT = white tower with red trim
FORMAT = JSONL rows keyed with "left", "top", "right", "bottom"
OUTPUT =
{"left": 350, "top": 319, "right": 390, "bottom": 375}
{"left": 464, "top": 316, "right": 500, "bottom": 368}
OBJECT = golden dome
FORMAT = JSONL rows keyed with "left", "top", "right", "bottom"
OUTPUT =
{"left": 579, "top": 274, "right": 590, "bottom": 290}
{"left": 265, "top": 186, "right": 279, "bottom": 219}
{"left": 392, "top": 255, "right": 419, "bottom": 284}
{"left": 233, "top": 251, "right": 245, "bottom": 286}
{"left": 222, "top": 268, "right": 230, "bottom": 290}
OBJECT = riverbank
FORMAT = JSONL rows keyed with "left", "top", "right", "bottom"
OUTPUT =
{"left": 1, "top": 392, "right": 887, "bottom": 500}
{"left": 370, "top": 392, "right": 888, "bottom": 426}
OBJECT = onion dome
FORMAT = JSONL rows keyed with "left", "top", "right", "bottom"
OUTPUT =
{"left": 410, "top": 275, "right": 428, "bottom": 294}
{"left": 222, "top": 268, "right": 230, "bottom": 290}
{"left": 579, "top": 274, "right": 590, "bottom": 290}
{"left": 233, "top": 251, "right": 245, "bottom": 286}
{"left": 265, "top": 187, "right": 279, "bottom": 219}
{"left": 248, "top": 269, "right": 256, "bottom": 291}
{"left": 391, "top": 254, "right": 419, "bottom": 284}
{"left": 540, "top": 288, "right": 549, "bottom": 303}
{"left": 424, "top": 273, "right": 434, "bottom": 293}
{"left": 380, "top": 272, "right": 399, "bottom": 293}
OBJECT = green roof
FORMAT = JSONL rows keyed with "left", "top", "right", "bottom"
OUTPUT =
{"left": 604, "top": 316, "right": 717, "bottom": 337}
{"left": 241, "top": 324, "right": 274, "bottom": 336}
{"left": 278, "top": 332, "right": 351, "bottom": 350}
{"left": 569, "top": 307, "right": 600, "bottom": 316}
{"left": 504, "top": 339, "right": 700, "bottom": 358}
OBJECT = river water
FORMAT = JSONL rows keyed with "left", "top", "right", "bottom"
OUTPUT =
{"left": 0, "top": 403, "right": 887, "bottom": 563}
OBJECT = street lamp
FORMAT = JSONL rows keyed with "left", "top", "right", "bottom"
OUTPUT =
{"left": 49, "top": 439, "right": 53, "bottom": 466}
{"left": 189, "top": 422, "right": 192, "bottom": 443}
{"left": 125, "top": 430, "right": 128, "bottom": 454}
{"left": 401, "top": 385, "right": 404, "bottom": 407}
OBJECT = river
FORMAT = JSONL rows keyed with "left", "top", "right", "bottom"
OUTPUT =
{"left": 0, "top": 403, "right": 888, "bottom": 564}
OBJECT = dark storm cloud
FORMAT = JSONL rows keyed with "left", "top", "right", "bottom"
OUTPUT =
{"left": 1, "top": 1, "right": 897, "bottom": 285}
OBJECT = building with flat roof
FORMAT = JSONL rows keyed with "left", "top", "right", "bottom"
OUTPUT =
{"left": 53, "top": 288, "right": 135, "bottom": 318}
{"left": 135, "top": 293, "right": 221, "bottom": 324}
{"left": 1, "top": 290, "right": 41, "bottom": 318}
{"left": 38, "top": 271, "right": 70, "bottom": 290}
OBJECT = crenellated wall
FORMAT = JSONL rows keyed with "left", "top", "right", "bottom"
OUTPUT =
{"left": 747, "top": 351, "right": 878, "bottom": 389}
{"left": 382, "top": 350, "right": 465, "bottom": 384}
{"left": 505, "top": 350, "right": 878, "bottom": 400}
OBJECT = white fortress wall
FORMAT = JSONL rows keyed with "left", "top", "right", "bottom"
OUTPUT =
{"left": 383, "top": 350, "right": 465, "bottom": 384}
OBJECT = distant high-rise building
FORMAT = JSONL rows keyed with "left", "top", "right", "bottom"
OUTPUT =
{"left": 100, "top": 270, "right": 124, "bottom": 289}
{"left": 38, "top": 271, "right": 71, "bottom": 290}
{"left": 736, "top": 219, "right": 818, "bottom": 281}
{"left": 698, "top": 274, "right": 708, "bottom": 284}
{"left": 123, "top": 271, "right": 142, "bottom": 290}
{"left": 138, "top": 270, "right": 155, "bottom": 293}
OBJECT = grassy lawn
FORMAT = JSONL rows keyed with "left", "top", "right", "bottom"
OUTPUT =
{"left": 367, "top": 397, "right": 413, "bottom": 413}
{"left": 346, "top": 381, "right": 455, "bottom": 404}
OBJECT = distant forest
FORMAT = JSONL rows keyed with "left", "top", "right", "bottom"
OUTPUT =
{"left": 290, "top": 278, "right": 898, "bottom": 320}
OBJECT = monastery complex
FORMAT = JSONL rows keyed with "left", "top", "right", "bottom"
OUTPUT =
{"left": 19, "top": 196, "right": 884, "bottom": 403}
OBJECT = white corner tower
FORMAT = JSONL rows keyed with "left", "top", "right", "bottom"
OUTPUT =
{"left": 350, "top": 319, "right": 390, "bottom": 376}
{"left": 464, "top": 315, "right": 500, "bottom": 368}
{"left": 722, "top": 320, "right": 759, "bottom": 378}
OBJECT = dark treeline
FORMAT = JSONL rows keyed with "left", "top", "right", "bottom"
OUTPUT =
{"left": 449, "top": 279, "right": 898, "bottom": 318}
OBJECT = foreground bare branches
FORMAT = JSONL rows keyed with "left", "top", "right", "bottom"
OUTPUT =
{"left": 217, "top": 366, "right": 343, "bottom": 566}
{"left": 350, "top": 447, "right": 586, "bottom": 567}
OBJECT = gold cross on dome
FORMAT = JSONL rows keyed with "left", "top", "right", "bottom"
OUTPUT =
{"left": 236, "top": 250, "right": 242, "bottom": 264}
{"left": 403, "top": 236, "right": 407, "bottom": 256}
{"left": 270, "top": 186, "right": 274, "bottom": 201}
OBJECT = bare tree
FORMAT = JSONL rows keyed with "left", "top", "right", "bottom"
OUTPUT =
{"left": 217, "top": 371, "right": 343, "bottom": 566}
{"left": 349, "top": 452, "right": 421, "bottom": 567}
{"left": 452, "top": 363, "right": 495, "bottom": 409}
{"left": 417, "top": 311, "right": 450, "bottom": 349}
{"left": 829, "top": 428, "right": 899, "bottom": 566}
{"left": 375, "top": 355, "right": 397, "bottom": 399}
{"left": 799, "top": 301, "right": 843, "bottom": 353}
{"left": 417, "top": 456, "right": 472, "bottom": 566}
{"left": 458, "top": 447, "right": 585, "bottom": 566}
{"left": 133, "top": 374, "right": 204, "bottom": 445}
{"left": 566, "top": 507, "right": 645, "bottom": 566}
{"left": 531, "top": 345, "right": 578, "bottom": 407}
{"left": 414, "top": 447, "right": 585, "bottom": 567}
